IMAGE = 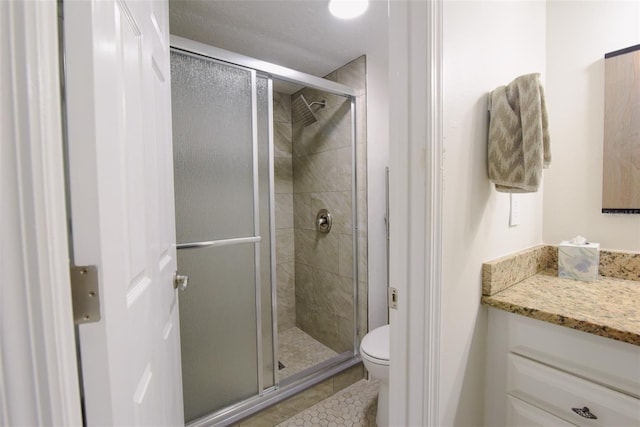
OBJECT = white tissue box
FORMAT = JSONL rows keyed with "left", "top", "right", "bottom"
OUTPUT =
{"left": 558, "top": 241, "right": 600, "bottom": 282}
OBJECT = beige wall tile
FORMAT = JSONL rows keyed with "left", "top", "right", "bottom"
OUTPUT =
{"left": 357, "top": 189, "right": 368, "bottom": 238}
{"left": 356, "top": 142, "right": 367, "bottom": 192}
{"left": 336, "top": 56, "right": 366, "bottom": 96}
{"left": 273, "top": 91, "right": 291, "bottom": 124}
{"left": 295, "top": 265, "right": 355, "bottom": 353}
{"left": 274, "top": 157, "right": 293, "bottom": 194}
{"left": 292, "top": 151, "right": 338, "bottom": 194}
{"left": 338, "top": 233, "right": 354, "bottom": 279}
{"left": 358, "top": 235, "right": 368, "bottom": 283}
{"left": 335, "top": 146, "right": 353, "bottom": 192}
{"left": 276, "top": 228, "right": 294, "bottom": 264}
{"left": 358, "top": 280, "right": 370, "bottom": 340}
{"left": 274, "top": 121, "right": 292, "bottom": 158}
{"left": 275, "top": 193, "right": 294, "bottom": 229}
{"left": 277, "top": 262, "right": 295, "bottom": 331}
{"left": 355, "top": 95, "right": 367, "bottom": 146}
{"left": 294, "top": 229, "right": 339, "bottom": 275}
{"left": 323, "top": 70, "right": 338, "bottom": 82}
{"left": 273, "top": 94, "right": 295, "bottom": 334}
{"left": 294, "top": 262, "right": 314, "bottom": 298}
{"left": 293, "top": 192, "right": 312, "bottom": 231}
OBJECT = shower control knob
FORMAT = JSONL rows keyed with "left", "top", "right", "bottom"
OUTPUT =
{"left": 316, "top": 209, "right": 332, "bottom": 233}
{"left": 173, "top": 271, "right": 189, "bottom": 291}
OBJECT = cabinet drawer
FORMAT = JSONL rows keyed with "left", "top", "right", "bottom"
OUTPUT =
{"left": 507, "top": 395, "right": 576, "bottom": 426}
{"left": 505, "top": 311, "right": 640, "bottom": 398}
{"left": 508, "top": 354, "right": 640, "bottom": 427}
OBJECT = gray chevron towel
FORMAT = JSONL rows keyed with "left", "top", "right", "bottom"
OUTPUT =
{"left": 488, "top": 73, "right": 551, "bottom": 193}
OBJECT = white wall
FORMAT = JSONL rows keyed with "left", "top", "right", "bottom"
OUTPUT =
{"left": 1, "top": 1, "right": 82, "bottom": 424}
{"left": 365, "top": 24, "right": 390, "bottom": 331}
{"left": 544, "top": 1, "right": 640, "bottom": 251}
{"left": 441, "top": 1, "right": 545, "bottom": 424}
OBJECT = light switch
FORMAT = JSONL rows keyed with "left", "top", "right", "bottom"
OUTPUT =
{"left": 509, "top": 193, "right": 521, "bottom": 226}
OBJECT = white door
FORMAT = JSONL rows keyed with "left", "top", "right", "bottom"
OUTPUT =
{"left": 64, "top": 0, "right": 183, "bottom": 425}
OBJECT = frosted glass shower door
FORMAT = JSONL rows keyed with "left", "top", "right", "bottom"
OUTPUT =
{"left": 170, "top": 50, "right": 274, "bottom": 423}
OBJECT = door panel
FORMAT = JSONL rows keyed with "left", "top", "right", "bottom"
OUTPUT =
{"left": 171, "top": 52, "right": 255, "bottom": 244}
{"left": 177, "top": 244, "right": 259, "bottom": 420}
{"left": 170, "top": 51, "right": 275, "bottom": 422}
{"left": 64, "top": 0, "right": 182, "bottom": 425}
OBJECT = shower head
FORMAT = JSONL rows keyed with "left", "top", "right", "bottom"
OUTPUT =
{"left": 292, "top": 94, "right": 326, "bottom": 127}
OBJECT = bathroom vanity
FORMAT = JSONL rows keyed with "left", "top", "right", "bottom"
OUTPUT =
{"left": 482, "top": 245, "right": 640, "bottom": 426}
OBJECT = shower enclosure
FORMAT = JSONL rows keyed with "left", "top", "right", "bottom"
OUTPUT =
{"left": 169, "top": 36, "right": 363, "bottom": 426}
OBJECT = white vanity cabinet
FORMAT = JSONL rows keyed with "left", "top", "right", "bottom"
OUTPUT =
{"left": 506, "top": 396, "right": 576, "bottom": 426}
{"left": 485, "top": 309, "right": 640, "bottom": 427}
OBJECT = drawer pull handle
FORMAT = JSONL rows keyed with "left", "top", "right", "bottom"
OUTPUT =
{"left": 572, "top": 407, "right": 597, "bottom": 420}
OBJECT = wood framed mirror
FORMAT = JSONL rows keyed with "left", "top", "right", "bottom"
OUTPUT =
{"left": 602, "top": 44, "right": 640, "bottom": 214}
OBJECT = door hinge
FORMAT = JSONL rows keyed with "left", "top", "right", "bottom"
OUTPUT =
{"left": 70, "top": 265, "right": 101, "bottom": 324}
{"left": 388, "top": 287, "right": 398, "bottom": 310}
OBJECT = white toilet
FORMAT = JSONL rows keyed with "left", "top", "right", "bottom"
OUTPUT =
{"left": 360, "top": 324, "right": 390, "bottom": 427}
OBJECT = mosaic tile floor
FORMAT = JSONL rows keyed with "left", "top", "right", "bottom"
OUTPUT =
{"left": 275, "top": 379, "right": 379, "bottom": 427}
{"left": 278, "top": 327, "right": 338, "bottom": 380}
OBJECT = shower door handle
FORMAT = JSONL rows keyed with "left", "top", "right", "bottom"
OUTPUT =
{"left": 173, "top": 271, "right": 189, "bottom": 291}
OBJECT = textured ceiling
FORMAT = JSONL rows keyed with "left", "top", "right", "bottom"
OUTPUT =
{"left": 168, "top": 0, "right": 388, "bottom": 79}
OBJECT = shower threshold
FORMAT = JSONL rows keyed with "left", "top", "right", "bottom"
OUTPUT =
{"left": 186, "top": 353, "right": 361, "bottom": 427}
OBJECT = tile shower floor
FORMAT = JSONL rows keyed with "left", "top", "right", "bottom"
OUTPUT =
{"left": 275, "top": 379, "right": 379, "bottom": 427}
{"left": 278, "top": 327, "right": 338, "bottom": 380}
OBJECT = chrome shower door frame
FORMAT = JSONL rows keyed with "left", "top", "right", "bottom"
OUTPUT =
{"left": 172, "top": 48, "right": 272, "bottom": 421}
{"left": 171, "top": 35, "right": 361, "bottom": 427}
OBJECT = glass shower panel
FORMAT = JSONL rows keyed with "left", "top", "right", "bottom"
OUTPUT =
{"left": 176, "top": 245, "right": 258, "bottom": 421}
{"left": 171, "top": 51, "right": 254, "bottom": 243}
{"left": 170, "top": 50, "right": 273, "bottom": 423}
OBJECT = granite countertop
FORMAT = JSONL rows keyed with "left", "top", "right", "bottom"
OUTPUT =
{"left": 481, "top": 245, "right": 640, "bottom": 346}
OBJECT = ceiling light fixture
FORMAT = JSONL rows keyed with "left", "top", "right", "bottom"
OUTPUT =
{"left": 328, "top": 0, "right": 369, "bottom": 20}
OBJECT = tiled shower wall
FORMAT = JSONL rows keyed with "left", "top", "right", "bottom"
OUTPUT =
{"left": 292, "top": 56, "right": 368, "bottom": 353}
{"left": 274, "top": 92, "right": 296, "bottom": 331}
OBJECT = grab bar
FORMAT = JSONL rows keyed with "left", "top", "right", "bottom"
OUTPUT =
{"left": 177, "top": 236, "right": 261, "bottom": 250}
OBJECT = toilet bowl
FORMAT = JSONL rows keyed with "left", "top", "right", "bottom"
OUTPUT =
{"left": 360, "top": 324, "right": 390, "bottom": 427}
